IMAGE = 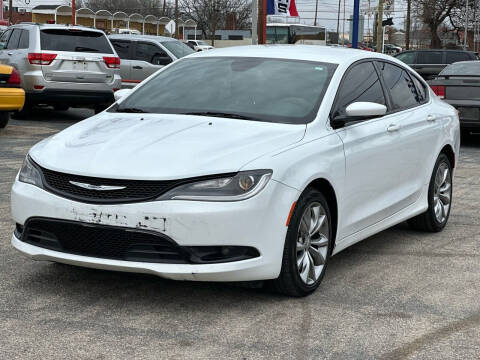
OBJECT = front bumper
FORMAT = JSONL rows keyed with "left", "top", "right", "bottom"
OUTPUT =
{"left": 11, "top": 179, "right": 299, "bottom": 281}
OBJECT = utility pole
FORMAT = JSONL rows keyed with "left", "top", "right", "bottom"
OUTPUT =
{"left": 336, "top": 0, "right": 341, "bottom": 43}
{"left": 72, "top": 0, "right": 76, "bottom": 26}
{"left": 376, "top": 0, "right": 384, "bottom": 52}
{"left": 175, "top": 0, "right": 179, "bottom": 39}
{"left": 211, "top": 0, "right": 217, "bottom": 47}
{"left": 464, "top": 0, "right": 469, "bottom": 50}
{"left": 162, "top": 0, "right": 167, "bottom": 16}
{"left": 252, "top": 0, "right": 258, "bottom": 44}
{"left": 405, "top": 0, "right": 411, "bottom": 50}
{"left": 8, "top": 0, "right": 13, "bottom": 25}
{"left": 257, "top": 0, "right": 266, "bottom": 44}
{"left": 314, "top": 0, "right": 319, "bottom": 26}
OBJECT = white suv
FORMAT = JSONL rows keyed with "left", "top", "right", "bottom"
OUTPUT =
{"left": 0, "top": 24, "right": 121, "bottom": 114}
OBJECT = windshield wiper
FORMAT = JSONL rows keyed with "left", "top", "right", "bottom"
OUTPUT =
{"left": 182, "top": 111, "right": 259, "bottom": 121}
{"left": 116, "top": 107, "right": 150, "bottom": 113}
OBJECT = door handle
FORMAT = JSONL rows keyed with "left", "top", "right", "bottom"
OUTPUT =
{"left": 7, "top": 52, "right": 13, "bottom": 56}
{"left": 427, "top": 114, "right": 436, "bottom": 122}
{"left": 387, "top": 124, "right": 400, "bottom": 132}
{"left": 133, "top": 66, "right": 143, "bottom": 69}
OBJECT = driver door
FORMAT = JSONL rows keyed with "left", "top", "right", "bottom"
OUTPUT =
{"left": 131, "top": 41, "right": 172, "bottom": 82}
{"left": 333, "top": 61, "right": 407, "bottom": 240}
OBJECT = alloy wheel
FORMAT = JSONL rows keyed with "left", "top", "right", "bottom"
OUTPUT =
{"left": 433, "top": 162, "right": 452, "bottom": 224}
{"left": 296, "top": 202, "right": 329, "bottom": 285}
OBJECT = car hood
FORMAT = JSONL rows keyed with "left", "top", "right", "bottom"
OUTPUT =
{"left": 30, "top": 113, "right": 306, "bottom": 180}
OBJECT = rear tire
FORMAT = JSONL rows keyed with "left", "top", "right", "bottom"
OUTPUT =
{"left": 271, "top": 188, "right": 332, "bottom": 297}
{"left": 408, "top": 153, "right": 452, "bottom": 232}
{"left": 0, "top": 112, "right": 9, "bottom": 128}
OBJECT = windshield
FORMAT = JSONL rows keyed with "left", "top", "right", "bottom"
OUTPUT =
{"left": 266, "top": 26, "right": 289, "bottom": 44}
{"left": 40, "top": 29, "right": 113, "bottom": 53}
{"left": 160, "top": 40, "right": 194, "bottom": 59}
{"left": 114, "top": 57, "right": 337, "bottom": 124}
{"left": 440, "top": 61, "right": 480, "bottom": 76}
{"left": 197, "top": 40, "right": 208, "bottom": 46}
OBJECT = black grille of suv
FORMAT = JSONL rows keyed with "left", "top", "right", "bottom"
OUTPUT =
{"left": 40, "top": 166, "right": 182, "bottom": 204}
{"left": 21, "top": 218, "right": 188, "bottom": 263}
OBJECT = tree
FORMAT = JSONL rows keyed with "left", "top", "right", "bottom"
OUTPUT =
{"left": 413, "top": 0, "right": 458, "bottom": 48}
{"left": 180, "top": 0, "right": 251, "bottom": 42}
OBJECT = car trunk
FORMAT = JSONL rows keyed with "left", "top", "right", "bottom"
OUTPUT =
{"left": 40, "top": 29, "right": 115, "bottom": 84}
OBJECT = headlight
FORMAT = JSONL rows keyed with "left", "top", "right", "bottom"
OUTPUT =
{"left": 159, "top": 170, "right": 272, "bottom": 201}
{"left": 18, "top": 156, "right": 43, "bottom": 188}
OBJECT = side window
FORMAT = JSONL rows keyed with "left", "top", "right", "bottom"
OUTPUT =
{"left": 0, "top": 29, "right": 12, "bottom": 49}
{"left": 378, "top": 62, "right": 420, "bottom": 110}
{"left": 111, "top": 40, "right": 131, "bottom": 59}
{"left": 411, "top": 75, "right": 428, "bottom": 104}
{"left": 135, "top": 42, "right": 172, "bottom": 66}
{"left": 417, "top": 51, "right": 443, "bottom": 64}
{"left": 446, "top": 51, "right": 472, "bottom": 64}
{"left": 333, "top": 61, "right": 386, "bottom": 118}
{"left": 6, "top": 29, "right": 21, "bottom": 50}
{"left": 18, "top": 30, "right": 29, "bottom": 49}
{"left": 396, "top": 52, "right": 416, "bottom": 65}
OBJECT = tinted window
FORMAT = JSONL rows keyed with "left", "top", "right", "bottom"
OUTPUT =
{"left": 0, "top": 29, "right": 11, "bottom": 47}
{"left": 333, "top": 61, "right": 386, "bottom": 118}
{"left": 378, "top": 62, "right": 420, "bottom": 110}
{"left": 18, "top": 30, "right": 29, "bottom": 49}
{"left": 396, "top": 52, "right": 416, "bottom": 64}
{"left": 6, "top": 29, "right": 21, "bottom": 49}
{"left": 446, "top": 51, "right": 473, "bottom": 64}
{"left": 160, "top": 40, "right": 194, "bottom": 58}
{"left": 114, "top": 57, "right": 337, "bottom": 124}
{"left": 135, "top": 42, "right": 171, "bottom": 65}
{"left": 440, "top": 61, "right": 480, "bottom": 75}
{"left": 411, "top": 75, "right": 428, "bottom": 103}
{"left": 40, "top": 29, "right": 113, "bottom": 53}
{"left": 417, "top": 51, "right": 443, "bottom": 64}
{"left": 111, "top": 40, "right": 131, "bottom": 59}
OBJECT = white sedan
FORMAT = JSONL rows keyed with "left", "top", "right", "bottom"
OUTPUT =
{"left": 11, "top": 46, "right": 460, "bottom": 296}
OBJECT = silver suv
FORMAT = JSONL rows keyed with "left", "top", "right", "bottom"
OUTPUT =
{"left": 109, "top": 34, "right": 194, "bottom": 88}
{"left": 0, "top": 24, "right": 121, "bottom": 113}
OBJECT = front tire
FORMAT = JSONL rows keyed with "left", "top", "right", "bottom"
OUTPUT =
{"left": 272, "top": 188, "right": 332, "bottom": 297}
{"left": 408, "top": 153, "right": 453, "bottom": 232}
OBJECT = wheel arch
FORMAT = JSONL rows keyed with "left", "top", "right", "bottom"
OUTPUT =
{"left": 440, "top": 144, "right": 455, "bottom": 169}
{"left": 305, "top": 178, "right": 339, "bottom": 253}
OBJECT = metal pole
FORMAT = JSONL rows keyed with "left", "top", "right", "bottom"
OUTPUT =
{"left": 465, "top": 0, "right": 469, "bottom": 50}
{"left": 352, "top": 0, "right": 360, "bottom": 48}
{"left": 72, "top": 0, "right": 76, "bottom": 25}
{"left": 406, "top": 0, "right": 411, "bottom": 50}
{"left": 336, "top": 0, "right": 341, "bottom": 44}
{"left": 252, "top": 0, "right": 258, "bottom": 44}
{"left": 8, "top": 0, "right": 13, "bottom": 25}
{"left": 314, "top": 0, "right": 319, "bottom": 26}
{"left": 175, "top": 0, "right": 179, "bottom": 39}
{"left": 376, "top": 0, "right": 384, "bottom": 52}
{"left": 342, "top": 0, "right": 346, "bottom": 45}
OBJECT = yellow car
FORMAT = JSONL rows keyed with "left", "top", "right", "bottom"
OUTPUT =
{"left": 0, "top": 64, "right": 25, "bottom": 128}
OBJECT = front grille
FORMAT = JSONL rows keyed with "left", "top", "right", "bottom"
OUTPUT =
{"left": 21, "top": 218, "right": 188, "bottom": 263}
{"left": 40, "top": 166, "right": 182, "bottom": 204}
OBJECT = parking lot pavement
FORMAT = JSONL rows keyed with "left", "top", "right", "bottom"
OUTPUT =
{"left": 0, "top": 110, "right": 479, "bottom": 360}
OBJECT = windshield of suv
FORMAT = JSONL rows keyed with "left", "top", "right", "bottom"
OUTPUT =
{"left": 197, "top": 41, "right": 208, "bottom": 46}
{"left": 114, "top": 57, "right": 337, "bottom": 124}
{"left": 160, "top": 40, "right": 194, "bottom": 58}
{"left": 439, "top": 61, "right": 480, "bottom": 76}
{"left": 40, "top": 29, "right": 113, "bottom": 53}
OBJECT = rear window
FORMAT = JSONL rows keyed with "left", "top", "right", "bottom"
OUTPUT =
{"left": 40, "top": 29, "right": 113, "bottom": 54}
{"left": 160, "top": 40, "right": 194, "bottom": 59}
{"left": 417, "top": 51, "right": 443, "bottom": 64}
{"left": 446, "top": 51, "right": 473, "bottom": 64}
{"left": 440, "top": 61, "right": 480, "bottom": 76}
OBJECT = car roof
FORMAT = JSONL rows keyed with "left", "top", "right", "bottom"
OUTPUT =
{"left": 191, "top": 45, "right": 401, "bottom": 65}
{"left": 11, "top": 23, "right": 105, "bottom": 33}
{"left": 108, "top": 34, "right": 177, "bottom": 42}
{"left": 398, "top": 49, "right": 475, "bottom": 53}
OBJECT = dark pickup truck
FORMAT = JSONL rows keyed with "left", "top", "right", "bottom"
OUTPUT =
{"left": 395, "top": 49, "right": 478, "bottom": 80}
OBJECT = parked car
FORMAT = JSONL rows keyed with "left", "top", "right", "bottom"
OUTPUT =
{"left": 186, "top": 39, "right": 214, "bottom": 52}
{"left": 0, "top": 24, "right": 121, "bottom": 115}
{"left": 395, "top": 49, "right": 478, "bottom": 79}
{"left": 428, "top": 60, "right": 480, "bottom": 135}
{"left": 384, "top": 43, "right": 402, "bottom": 54}
{"left": 11, "top": 46, "right": 459, "bottom": 297}
{"left": 109, "top": 34, "right": 195, "bottom": 88}
{"left": 0, "top": 64, "right": 25, "bottom": 128}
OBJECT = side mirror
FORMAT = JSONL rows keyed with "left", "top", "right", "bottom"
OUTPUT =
{"left": 331, "top": 102, "right": 387, "bottom": 129}
{"left": 114, "top": 88, "right": 133, "bottom": 102}
{"left": 0, "top": 42, "right": 5, "bottom": 50}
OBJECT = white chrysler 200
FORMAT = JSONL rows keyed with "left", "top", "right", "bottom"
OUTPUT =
{"left": 11, "top": 46, "right": 460, "bottom": 296}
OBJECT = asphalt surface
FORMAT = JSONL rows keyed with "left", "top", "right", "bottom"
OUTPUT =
{"left": 1, "top": 109, "right": 479, "bottom": 359}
